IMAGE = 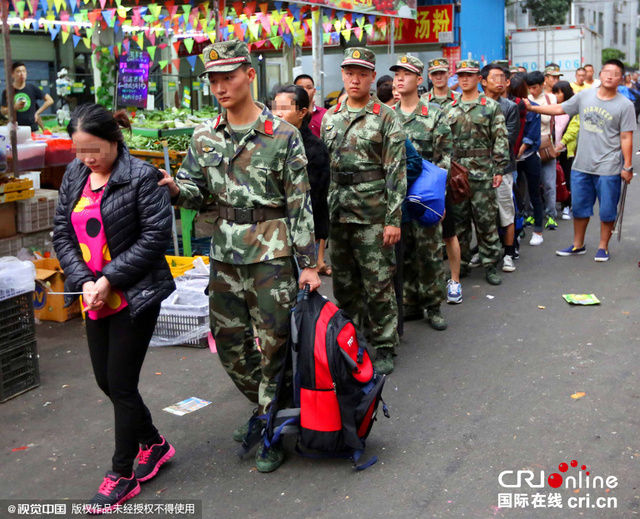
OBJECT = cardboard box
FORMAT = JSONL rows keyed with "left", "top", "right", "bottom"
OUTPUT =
{"left": 0, "top": 202, "right": 16, "bottom": 239}
{"left": 0, "top": 177, "right": 33, "bottom": 193}
{"left": 0, "top": 189, "right": 35, "bottom": 203}
{"left": 32, "top": 258, "right": 81, "bottom": 322}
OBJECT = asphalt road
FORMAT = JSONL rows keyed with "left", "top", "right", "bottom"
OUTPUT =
{"left": 2, "top": 159, "right": 640, "bottom": 519}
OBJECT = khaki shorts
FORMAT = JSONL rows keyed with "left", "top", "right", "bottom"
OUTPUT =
{"left": 497, "top": 172, "right": 515, "bottom": 227}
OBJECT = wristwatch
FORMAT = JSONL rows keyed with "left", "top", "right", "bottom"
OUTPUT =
{"left": 623, "top": 166, "right": 634, "bottom": 173}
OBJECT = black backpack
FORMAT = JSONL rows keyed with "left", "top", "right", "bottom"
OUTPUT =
{"left": 240, "top": 287, "right": 389, "bottom": 470}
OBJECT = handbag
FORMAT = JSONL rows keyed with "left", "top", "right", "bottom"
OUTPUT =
{"left": 539, "top": 134, "right": 557, "bottom": 163}
{"left": 447, "top": 160, "right": 472, "bottom": 204}
{"left": 406, "top": 159, "right": 447, "bottom": 227}
{"left": 539, "top": 94, "right": 557, "bottom": 164}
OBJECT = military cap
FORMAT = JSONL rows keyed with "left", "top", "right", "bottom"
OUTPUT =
{"left": 491, "top": 59, "right": 510, "bottom": 69}
{"left": 544, "top": 64, "right": 563, "bottom": 76}
{"left": 428, "top": 58, "right": 449, "bottom": 73}
{"left": 509, "top": 65, "right": 519, "bottom": 73}
{"left": 456, "top": 59, "right": 480, "bottom": 74}
{"left": 390, "top": 55, "right": 424, "bottom": 75}
{"left": 341, "top": 47, "right": 376, "bottom": 70}
{"left": 200, "top": 40, "right": 252, "bottom": 76}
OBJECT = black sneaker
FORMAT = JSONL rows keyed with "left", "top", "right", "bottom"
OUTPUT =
{"left": 87, "top": 471, "right": 140, "bottom": 514}
{"left": 134, "top": 436, "right": 175, "bottom": 482}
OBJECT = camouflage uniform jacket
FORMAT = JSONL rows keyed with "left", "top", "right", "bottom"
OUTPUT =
{"left": 443, "top": 93, "right": 510, "bottom": 181}
{"left": 394, "top": 97, "right": 452, "bottom": 172}
{"left": 321, "top": 95, "right": 407, "bottom": 227}
{"left": 174, "top": 103, "right": 316, "bottom": 268}
{"left": 423, "top": 88, "right": 460, "bottom": 109}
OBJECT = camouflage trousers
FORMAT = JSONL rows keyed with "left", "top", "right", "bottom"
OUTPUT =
{"left": 452, "top": 179, "right": 501, "bottom": 268}
{"left": 330, "top": 222, "right": 399, "bottom": 351}
{"left": 402, "top": 220, "right": 446, "bottom": 310}
{"left": 209, "top": 257, "right": 297, "bottom": 413}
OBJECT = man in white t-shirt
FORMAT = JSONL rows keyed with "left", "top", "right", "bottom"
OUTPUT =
{"left": 525, "top": 59, "right": 636, "bottom": 262}
{"left": 584, "top": 64, "right": 601, "bottom": 89}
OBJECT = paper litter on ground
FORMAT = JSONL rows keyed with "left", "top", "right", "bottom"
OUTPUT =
{"left": 562, "top": 294, "right": 600, "bottom": 305}
{"left": 163, "top": 397, "right": 211, "bottom": 416}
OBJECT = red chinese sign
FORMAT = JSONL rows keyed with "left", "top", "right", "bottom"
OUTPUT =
{"left": 442, "top": 46, "right": 461, "bottom": 75}
{"left": 370, "top": 4, "right": 454, "bottom": 45}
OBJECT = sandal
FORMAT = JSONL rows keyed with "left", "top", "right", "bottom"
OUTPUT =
{"left": 317, "top": 264, "right": 332, "bottom": 276}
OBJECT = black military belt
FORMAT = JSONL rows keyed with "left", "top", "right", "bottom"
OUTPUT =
{"left": 332, "top": 170, "right": 385, "bottom": 185}
{"left": 213, "top": 205, "right": 286, "bottom": 224}
{"left": 452, "top": 149, "right": 492, "bottom": 158}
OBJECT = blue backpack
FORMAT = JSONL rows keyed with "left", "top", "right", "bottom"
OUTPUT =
{"left": 406, "top": 159, "right": 447, "bottom": 227}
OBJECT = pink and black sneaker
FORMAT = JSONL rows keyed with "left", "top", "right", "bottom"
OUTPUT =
{"left": 86, "top": 471, "right": 140, "bottom": 514}
{"left": 134, "top": 436, "right": 175, "bottom": 482}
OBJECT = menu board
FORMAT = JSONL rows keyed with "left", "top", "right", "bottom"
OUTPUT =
{"left": 117, "top": 51, "right": 150, "bottom": 108}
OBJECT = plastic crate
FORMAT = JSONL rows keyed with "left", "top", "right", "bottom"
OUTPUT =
{"left": 165, "top": 255, "right": 210, "bottom": 278}
{"left": 16, "top": 189, "right": 58, "bottom": 233}
{"left": 0, "top": 292, "right": 35, "bottom": 345}
{"left": 0, "top": 335, "right": 40, "bottom": 403}
{"left": 151, "top": 291, "right": 209, "bottom": 348}
{"left": 21, "top": 230, "right": 53, "bottom": 253}
{"left": 0, "top": 236, "right": 22, "bottom": 258}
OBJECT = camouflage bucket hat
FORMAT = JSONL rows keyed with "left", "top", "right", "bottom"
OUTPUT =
{"left": 200, "top": 40, "right": 252, "bottom": 76}
{"left": 390, "top": 55, "right": 424, "bottom": 75}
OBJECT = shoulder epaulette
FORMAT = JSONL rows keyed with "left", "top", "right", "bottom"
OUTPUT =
{"left": 213, "top": 115, "right": 222, "bottom": 129}
{"left": 264, "top": 119, "right": 273, "bottom": 135}
{"left": 373, "top": 103, "right": 381, "bottom": 115}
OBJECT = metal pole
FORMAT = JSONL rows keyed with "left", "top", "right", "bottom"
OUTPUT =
{"left": 163, "top": 140, "right": 181, "bottom": 256}
{"left": 389, "top": 18, "right": 395, "bottom": 65}
{"left": 312, "top": 7, "right": 323, "bottom": 107}
{"left": 1, "top": 0, "right": 18, "bottom": 175}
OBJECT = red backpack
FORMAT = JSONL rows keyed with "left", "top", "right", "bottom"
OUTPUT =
{"left": 240, "top": 287, "right": 389, "bottom": 470}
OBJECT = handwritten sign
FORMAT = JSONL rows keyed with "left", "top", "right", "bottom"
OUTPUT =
{"left": 117, "top": 51, "right": 150, "bottom": 108}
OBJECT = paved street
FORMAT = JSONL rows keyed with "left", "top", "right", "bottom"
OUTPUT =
{"left": 2, "top": 166, "right": 640, "bottom": 518}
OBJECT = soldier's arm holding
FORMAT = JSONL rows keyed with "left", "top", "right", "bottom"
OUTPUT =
{"left": 491, "top": 107, "right": 509, "bottom": 188}
{"left": 158, "top": 136, "right": 208, "bottom": 210}
{"left": 381, "top": 115, "right": 407, "bottom": 246}
{"left": 283, "top": 132, "right": 321, "bottom": 290}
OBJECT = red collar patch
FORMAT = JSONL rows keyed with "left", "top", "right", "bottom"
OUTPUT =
{"left": 336, "top": 102, "right": 342, "bottom": 112}
{"left": 264, "top": 119, "right": 274, "bottom": 135}
{"left": 373, "top": 103, "right": 381, "bottom": 115}
{"left": 213, "top": 115, "right": 222, "bottom": 129}
{"left": 480, "top": 97, "right": 487, "bottom": 106}
{"left": 451, "top": 91, "right": 456, "bottom": 100}
{"left": 421, "top": 106, "right": 429, "bottom": 116}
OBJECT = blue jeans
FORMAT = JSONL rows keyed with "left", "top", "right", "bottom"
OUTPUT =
{"left": 571, "top": 170, "right": 622, "bottom": 222}
{"left": 540, "top": 158, "right": 557, "bottom": 219}
{"left": 519, "top": 154, "right": 544, "bottom": 232}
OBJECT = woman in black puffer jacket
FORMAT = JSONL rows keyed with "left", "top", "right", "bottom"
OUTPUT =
{"left": 53, "top": 104, "right": 175, "bottom": 513}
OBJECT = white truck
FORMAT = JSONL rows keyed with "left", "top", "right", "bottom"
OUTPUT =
{"left": 509, "top": 25, "right": 603, "bottom": 78}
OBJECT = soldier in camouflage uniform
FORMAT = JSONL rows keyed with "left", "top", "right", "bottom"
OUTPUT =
{"left": 161, "top": 40, "right": 320, "bottom": 473}
{"left": 444, "top": 59, "right": 510, "bottom": 286}
{"left": 391, "top": 55, "right": 452, "bottom": 330}
{"left": 424, "top": 57, "right": 460, "bottom": 108}
{"left": 322, "top": 47, "right": 406, "bottom": 375}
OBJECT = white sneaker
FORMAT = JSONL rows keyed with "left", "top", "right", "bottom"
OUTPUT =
{"left": 502, "top": 255, "right": 516, "bottom": 272}
{"left": 562, "top": 207, "right": 571, "bottom": 220}
{"left": 469, "top": 253, "right": 481, "bottom": 268}
{"left": 529, "top": 232, "right": 544, "bottom": 246}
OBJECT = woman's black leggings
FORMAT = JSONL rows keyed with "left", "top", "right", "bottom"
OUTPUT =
{"left": 85, "top": 305, "right": 162, "bottom": 477}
